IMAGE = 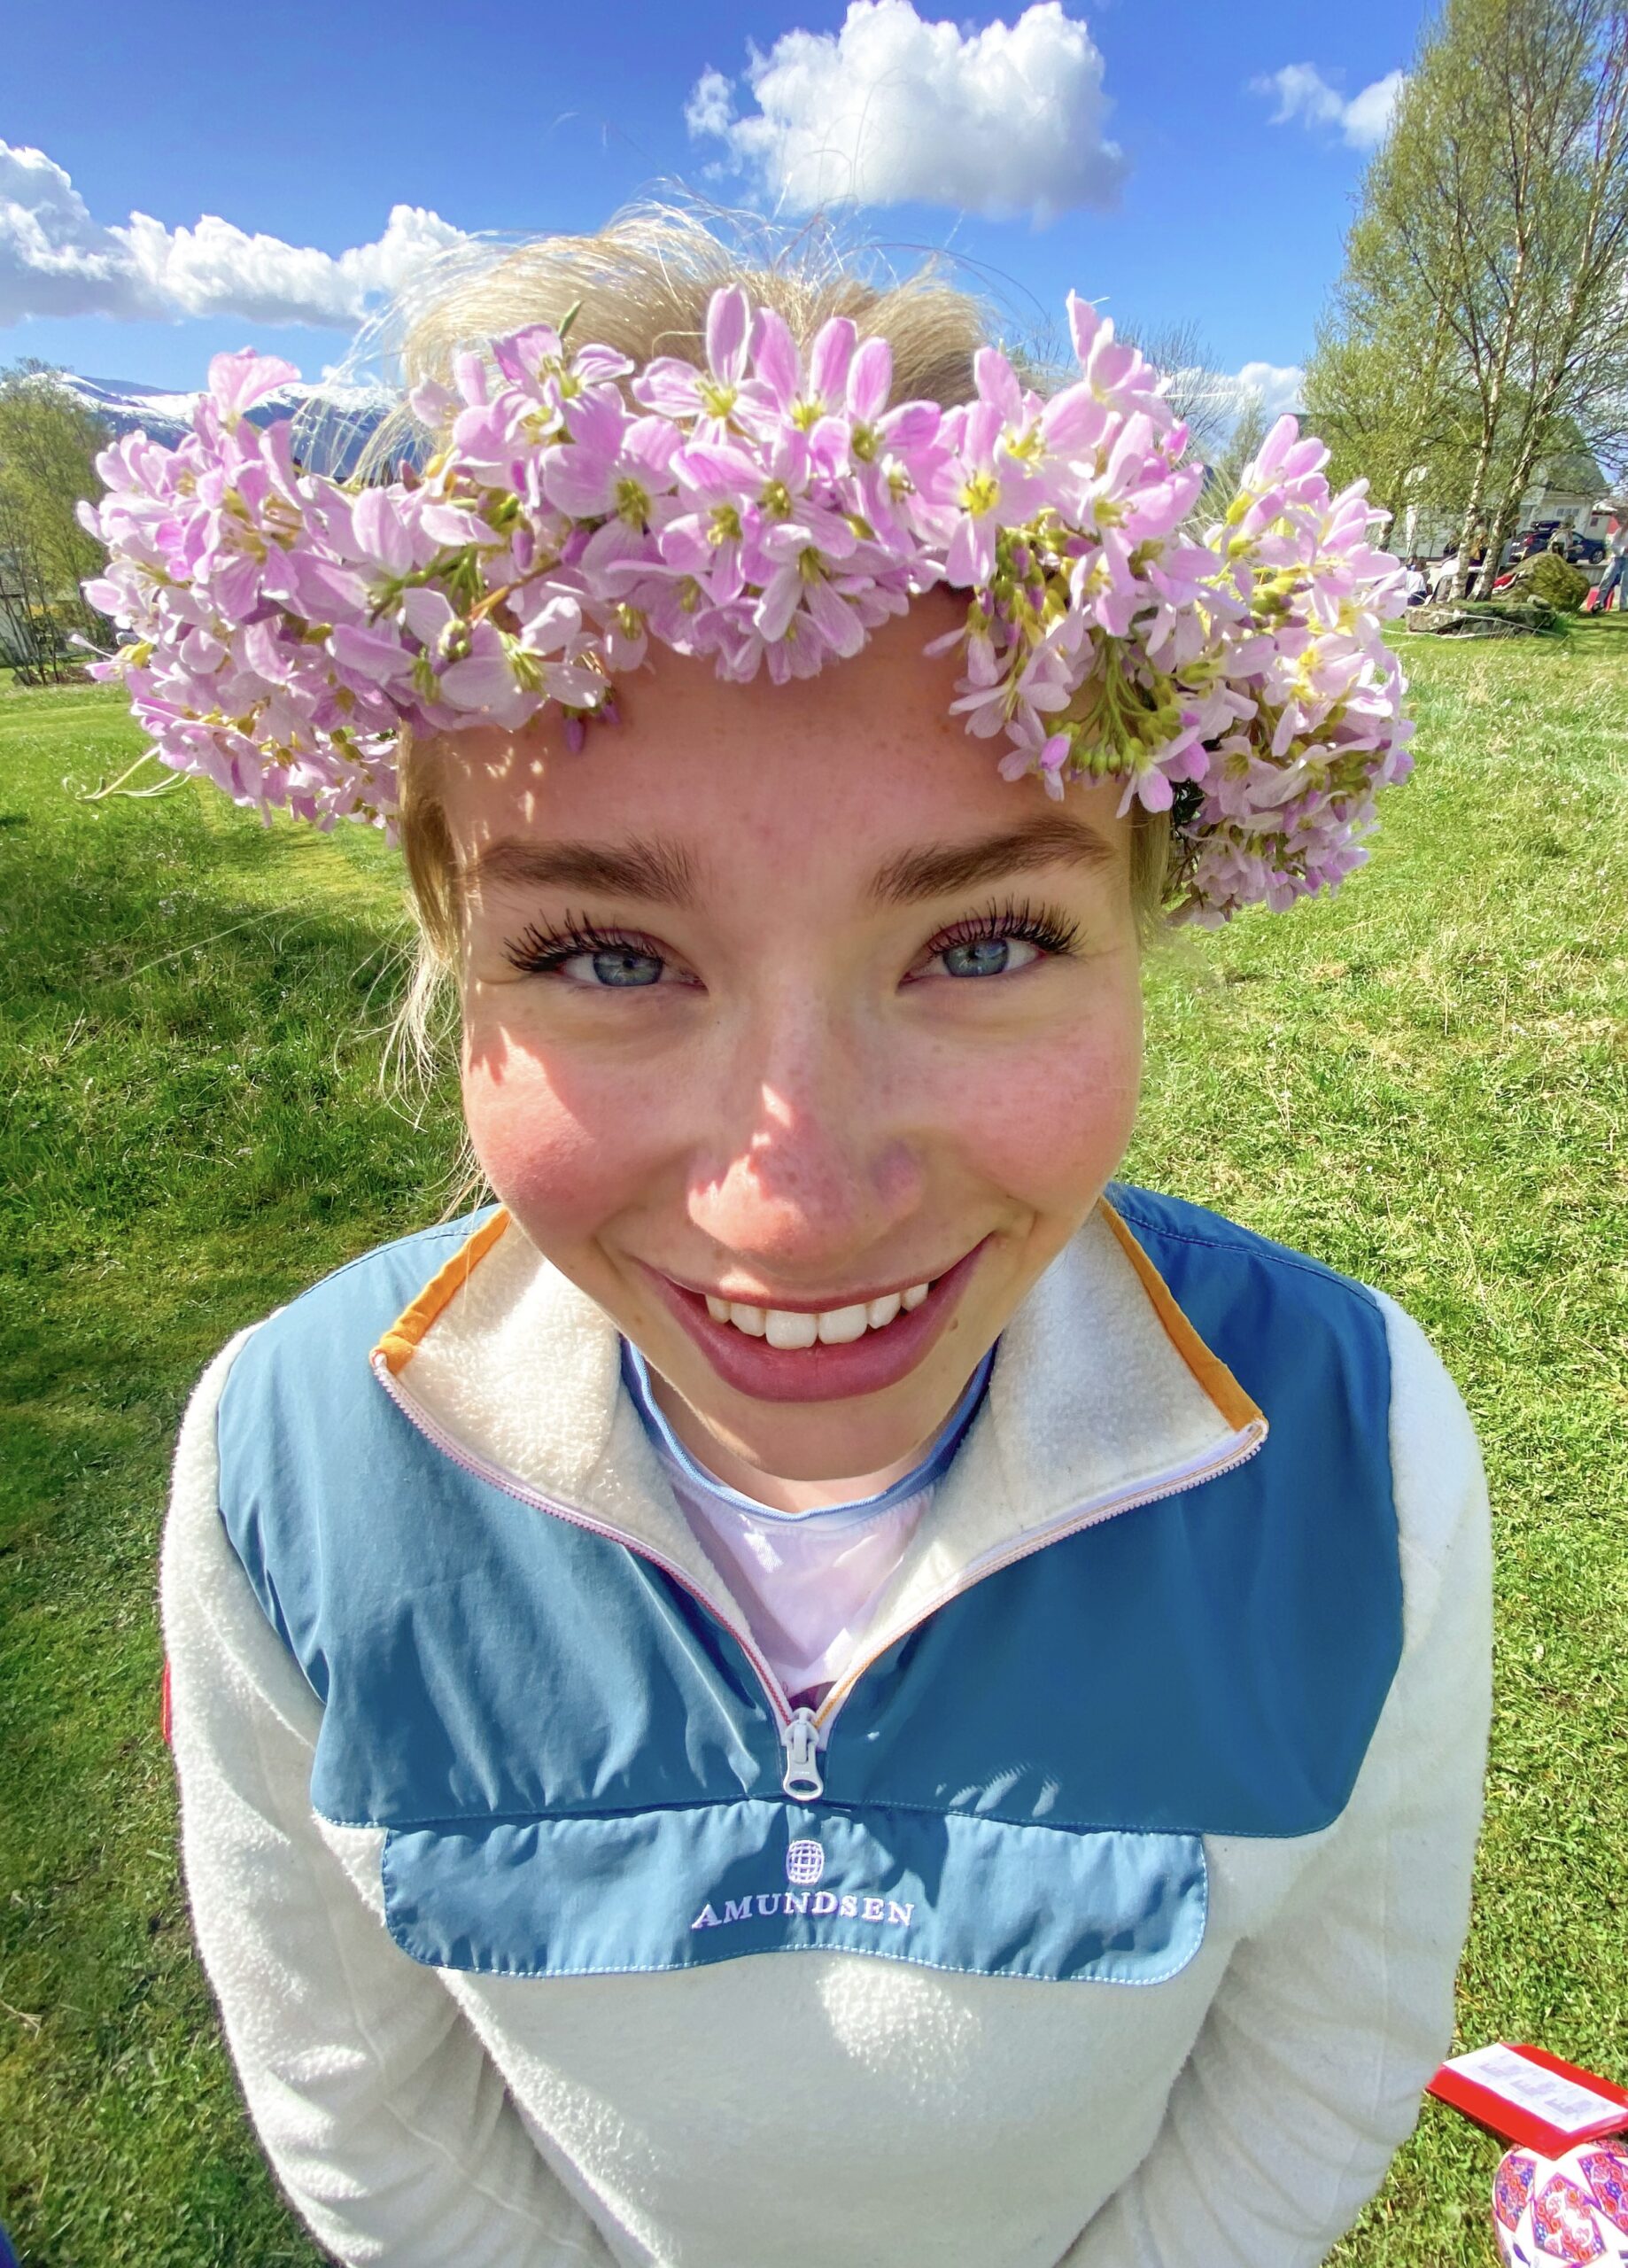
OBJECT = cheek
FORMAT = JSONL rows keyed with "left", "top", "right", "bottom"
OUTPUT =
{"left": 929, "top": 989, "right": 1143, "bottom": 1213}
{"left": 461, "top": 1034, "right": 663, "bottom": 1251}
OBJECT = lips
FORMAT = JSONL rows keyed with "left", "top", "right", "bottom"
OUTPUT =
{"left": 640, "top": 1240, "right": 988, "bottom": 1404}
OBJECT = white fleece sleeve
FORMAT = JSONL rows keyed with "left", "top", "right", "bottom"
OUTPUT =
{"left": 159, "top": 1325, "right": 621, "bottom": 2268}
{"left": 1059, "top": 1293, "right": 1493, "bottom": 2268}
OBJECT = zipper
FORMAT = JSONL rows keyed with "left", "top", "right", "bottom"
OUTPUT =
{"left": 370, "top": 1348, "right": 1265, "bottom": 1805}
{"left": 780, "top": 1707, "right": 825, "bottom": 1802}
{"left": 805, "top": 1418, "right": 1268, "bottom": 1745}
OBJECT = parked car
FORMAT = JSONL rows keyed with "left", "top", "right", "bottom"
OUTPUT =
{"left": 1507, "top": 524, "right": 1601, "bottom": 568}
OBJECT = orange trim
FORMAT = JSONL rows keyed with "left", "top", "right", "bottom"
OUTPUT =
{"left": 372, "top": 1208, "right": 512, "bottom": 1375}
{"left": 1097, "top": 1199, "right": 1264, "bottom": 1434}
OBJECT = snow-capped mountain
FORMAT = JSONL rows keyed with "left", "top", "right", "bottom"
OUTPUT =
{"left": 56, "top": 372, "right": 394, "bottom": 478}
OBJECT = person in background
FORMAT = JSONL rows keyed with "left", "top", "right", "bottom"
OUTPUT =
{"left": 1595, "top": 511, "right": 1628, "bottom": 612}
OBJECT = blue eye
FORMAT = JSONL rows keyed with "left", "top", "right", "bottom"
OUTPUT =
{"left": 942, "top": 937, "right": 1010, "bottom": 977}
{"left": 938, "top": 936, "right": 1040, "bottom": 979}
{"left": 579, "top": 946, "right": 664, "bottom": 987}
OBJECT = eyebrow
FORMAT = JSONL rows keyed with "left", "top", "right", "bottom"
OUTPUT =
{"left": 457, "top": 812, "right": 1115, "bottom": 914}
{"left": 459, "top": 835, "right": 698, "bottom": 907}
{"left": 868, "top": 815, "right": 1118, "bottom": 906}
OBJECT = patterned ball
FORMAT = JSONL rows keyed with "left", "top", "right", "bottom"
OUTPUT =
{"left": 785, "top": 1838, "right": 825, "bottom": 1888}
{"left": 1493, "top": 2137, "right": 1628, "bottom": 2264}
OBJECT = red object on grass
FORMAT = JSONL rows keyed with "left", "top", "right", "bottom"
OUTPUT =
{"left": 1429, "top": 2043, "right": 1628, "bottom": 2157}
{"left": 160, "top": 1657, "right": 173, "bottom": 1746}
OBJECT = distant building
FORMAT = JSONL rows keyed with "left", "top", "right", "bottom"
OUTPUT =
{"left": 1517, "top": 440, "right": 1611, "bottom": 542}
{"left": 1398, "top": 425, "right": 1616, "bottom": 561}
{"left": 0, "top": 550, "right": 32, "bottom": 662}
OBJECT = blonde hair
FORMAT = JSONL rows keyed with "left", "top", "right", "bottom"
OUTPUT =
{"left": 379, "top": 210, "right": 1170, "bottom": 1200}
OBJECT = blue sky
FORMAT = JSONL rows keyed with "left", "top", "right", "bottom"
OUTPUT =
{"left": 2, "top": 0, "right": 1428, "bottom": 405}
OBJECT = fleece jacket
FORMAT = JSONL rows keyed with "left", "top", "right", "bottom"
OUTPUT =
{"left": 159, "top": 1184, "right": 1493, "bottom": 2267}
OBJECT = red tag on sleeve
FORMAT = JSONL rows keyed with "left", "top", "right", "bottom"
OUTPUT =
{"left": 1428, "top": 2043, "right": 1628, "bottom": 2156}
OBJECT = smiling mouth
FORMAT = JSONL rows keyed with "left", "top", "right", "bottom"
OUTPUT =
{"left": 699, "top": 1279, "right": 934, "bottom": 1349}
{"left": 640, "top": 1241, "right": 988, "bottom": 1404}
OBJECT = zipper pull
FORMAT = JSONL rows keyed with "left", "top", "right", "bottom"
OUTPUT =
{"left": 780, "top": 1706, "right": 825, "bottom": 1802}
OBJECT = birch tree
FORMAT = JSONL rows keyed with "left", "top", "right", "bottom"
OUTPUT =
{"left": 1306, "top": 0, "right": 1628, "bottom": 592}
{"left": 1472, "top": 5, "right": 1628, "bottom": 589}
{"left": 0, "top": 363, "right": 109, "bottom": 682}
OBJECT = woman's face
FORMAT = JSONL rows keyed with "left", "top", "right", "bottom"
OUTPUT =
{"left": 436, "top": 600, "right": 1145, "bottom": 1490}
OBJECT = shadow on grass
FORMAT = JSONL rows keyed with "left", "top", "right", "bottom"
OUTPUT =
{"left": 2, "top": 742, "right": 457, "bottom": 2266}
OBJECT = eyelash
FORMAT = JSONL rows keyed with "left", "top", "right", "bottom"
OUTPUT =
{"left": 918, "top": 897, "right": 1083, "bottom": 967}
{"left": 502, "top": 915, "right": 671, "bottom": 977}
{"left": 500, "top": 897, "right": 1083, "bottom": 980}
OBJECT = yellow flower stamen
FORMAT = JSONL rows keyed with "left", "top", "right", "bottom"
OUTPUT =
{"left": 960, "top": 470, "right": 1000, "bottom": 517}
{"left": 615, "top": 477, "right": 650, "bottom": 529}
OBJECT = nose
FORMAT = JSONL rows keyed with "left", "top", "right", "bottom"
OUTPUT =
{"left": 687, "top": 1006, "right": 923, "bottom": 1282}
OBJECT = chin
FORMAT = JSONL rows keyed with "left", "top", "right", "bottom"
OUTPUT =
{"left": 678, "top": 1363, "right": 968, "bottom": 1484}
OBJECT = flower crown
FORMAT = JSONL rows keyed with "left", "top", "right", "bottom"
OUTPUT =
{"left": 81, "top": 285, "right": 1412, "bottom": 922}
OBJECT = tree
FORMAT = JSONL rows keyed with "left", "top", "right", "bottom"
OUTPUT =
{"left": 0, "top": 363, "right": 111, "bottom": 684}
{"left": 1472, "top": 5, "right": 1628, "bottom": 587}
{"left": 1304, "top": 243, "right": 1477, "bottom": 532}
{"left": 1305, "top": 0, "right": 1628, "bottom": 592}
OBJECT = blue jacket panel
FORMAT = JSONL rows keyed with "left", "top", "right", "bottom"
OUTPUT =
{"left": 213, "top": 1186, "right": 1400, "bottom": 1984}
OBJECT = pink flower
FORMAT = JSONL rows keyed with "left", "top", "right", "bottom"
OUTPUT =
{"left": 1066, "top": 295, "right": 1171, "bottom": 427}
{"left": 944, "top": 400, "right": 1009, "bottom": 589}
{"left": 632, "top": 284, "right": 754, "bottom": 432}
{"left": 205, "top": 349, "right": 298, "bottom": 429}
{"left": 348, "top": 487, "right": 416, "bottom": 579}
{"left": 82, "top": 279, "right": 1412, "bottom": 916}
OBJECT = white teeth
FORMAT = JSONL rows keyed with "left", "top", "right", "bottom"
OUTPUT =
{"left": 703, "top": 1278, "right": 938, "bottom": 1347}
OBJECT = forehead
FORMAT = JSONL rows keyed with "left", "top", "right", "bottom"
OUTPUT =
{"left": 430, "top": 598, "right": 1128, "bottom": 887}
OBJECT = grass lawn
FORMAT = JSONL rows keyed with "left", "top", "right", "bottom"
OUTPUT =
{"left": 2, "top": 625, "right": 1625, "bottom": 2264}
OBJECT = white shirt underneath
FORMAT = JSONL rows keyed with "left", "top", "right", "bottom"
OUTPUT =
{"left": 621, "top": 1344, "right": 994, "bottom": 1704}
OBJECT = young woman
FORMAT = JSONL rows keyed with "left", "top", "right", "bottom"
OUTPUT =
{"left": 93, "top": 218, "right": 1492, "bottom": 2266}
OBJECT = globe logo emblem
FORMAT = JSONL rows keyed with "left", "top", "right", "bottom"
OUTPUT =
{"left": 786, "top": 1838, "right": 825, "bottom": 1888}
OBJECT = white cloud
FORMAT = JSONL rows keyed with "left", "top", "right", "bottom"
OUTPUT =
{"left": 1340, "top": 71, "right": 1408, "bottom": 148}
{"left": 1160, "top": 360, "right": 1305, "bottom": 444}
{"left": 0, "top": 142, "right": 140, "bottom": 321}
{"left": 1230, "top": 360, "right": 1306, "bottom": 421}
{"left": 685, "top": 67, "right": 737, "bottom": 143}
{"left": 686, "top": 0, "right": 1126, "bottom": 224}
{"left": 1254, "top": 63, "right": 1406, "bottom": 151}
{"left": 0, "top": 139, "right": 472, "bottom": 328}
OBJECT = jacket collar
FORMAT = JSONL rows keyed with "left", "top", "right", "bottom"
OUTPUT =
{"left": 371, "top": 1200, "right": 1266, "bottom": 1659}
